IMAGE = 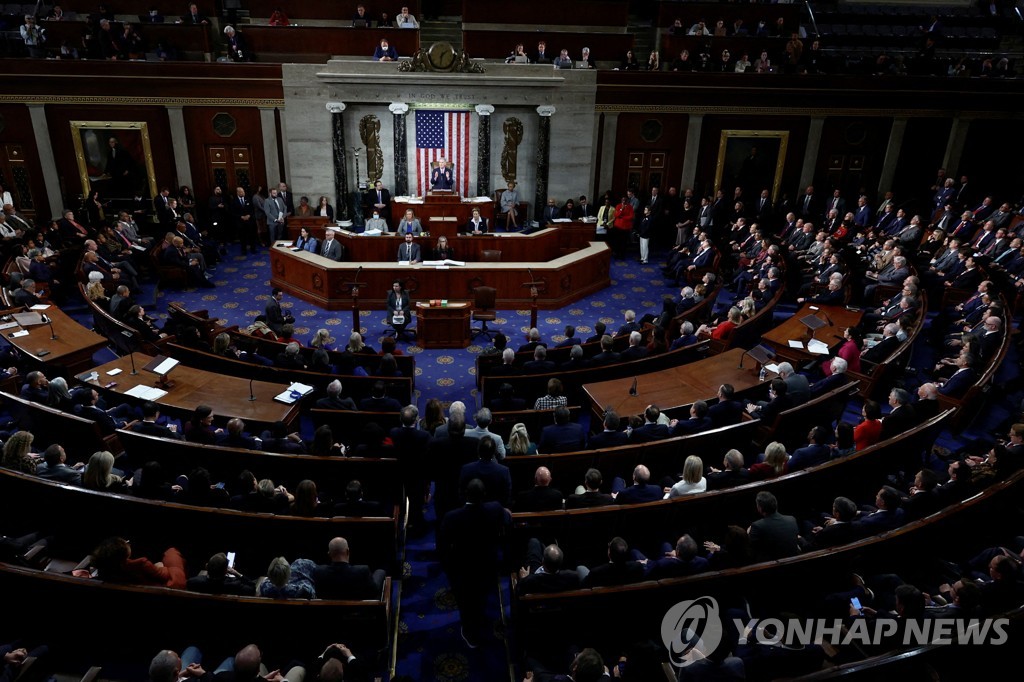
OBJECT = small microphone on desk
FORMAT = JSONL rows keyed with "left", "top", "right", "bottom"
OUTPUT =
{"left": 248, "top": 377, "right": 257, "bottom": 402}
{"left": 120, "top": 330, "right": 137, "bottom": 375}
{"left": 628, "top": 377, "right": 637, "bottom": 396}
{"left": 41, "top": 314, "right": 57, "bottom": 340}
{"left": 822, "top": 312, "right": 834, "bottom": 326}
{"left": 738, "top": 348, "right": 749, "bottom": 369}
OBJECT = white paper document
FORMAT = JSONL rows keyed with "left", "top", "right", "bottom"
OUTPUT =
{"left": 124, "top": 385, "right": 168, "bottom": 400}
{"left": 0, "top": 322, "right": 17, "bottom": 331}
{"left": 423, "top": 259, "right": 465, "bottom": 267}
{"left": 30, "top": 304, "right": 50, "bottom": 311}
{"left": 10, "top": 330, "right": 29, "bottom": 338}
{"left": 787, "top": 340, "right": 804, "bottom": 349}
{"left": 274, "top": 381, "right": 315, "bottom": 404}
{"left": 764, "top": 363, "right": 780, "bottom": 374}
{"left": 807, "top": 339, "right": 831, "bottom": 355}
{"left": 106, "top": 368, "right": 123, "bottom": 376}
{"left": 152, "top": 357, "right": 179, "bottom": 375}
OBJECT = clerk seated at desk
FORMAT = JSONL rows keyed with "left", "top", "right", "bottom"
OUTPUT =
{"left": 462, "top": 207, "right": 488, "bottom": 235}
{"left": 398, "top": 232, "right": 421, "bottom": 263}
{"left": 398, "top": 209, "right": 423, "bottom": 235}
{"left": 319, "top": 228, "right": 345, "bottom": 261}
{"left": 431, "top": 158, "right": 454, "bottom": 191}
{"left": 365, "top": 210, "right": 388, "bottom": 233}
{"left": 295, "top": 227, "right": 318, "bottom": 253}
{"left": 432, "top": 235, "right": 455, "bottom": 260}
{"left": 387, "top": 279, "right": 413, "bottom": 337}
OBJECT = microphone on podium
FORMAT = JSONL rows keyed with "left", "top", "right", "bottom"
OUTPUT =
{"left": 248, "top": 377, "right": 256, "bottom": 402}
{"left": 628, "top": 377, "right": 637, "bottom": 396}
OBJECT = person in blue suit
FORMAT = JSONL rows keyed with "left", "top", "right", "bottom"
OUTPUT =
{"left": 610, "top": 464, "right": 663, "bottom": 504}
{"left": 294, "top": 226, "right": 318, "bottom": 253}
{"left": 430, "top": 158, "right": 454, "bottom": 190}
{"left": 458, "top": 437, "right": 511, "bottom": 506}
{"left": 937, "top": 353, "right": 976, "bottom": 399}
{"left": 787, "top": 426, "right": 832, "bottom": 472}
{"left": 538, "top": 406, "right": 586, "bottom": 453}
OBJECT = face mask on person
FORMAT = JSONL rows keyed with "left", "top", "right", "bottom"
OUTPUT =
{"left": 373, "top": 213, "right": 379, "bottom": 219}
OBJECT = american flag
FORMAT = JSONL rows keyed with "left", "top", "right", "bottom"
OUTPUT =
{"left": 415, "top": 109, "right": 470, "bottom": 197}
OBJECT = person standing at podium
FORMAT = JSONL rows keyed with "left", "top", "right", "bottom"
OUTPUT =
{"left": 387, "top": 280, "right": 412, "bottom": 336}
{"left": 398, "top": 209, "right": 423, "bottom": 235}
{"left": 398, "top": 232, "right": 421, "bottom": 263}
{"left": 431, "top": 159, "right": 454, "bottom": 191}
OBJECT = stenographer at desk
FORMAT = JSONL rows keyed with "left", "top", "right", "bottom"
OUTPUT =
{"left": 397, "top": 232, "right": 422, "bottom": 264}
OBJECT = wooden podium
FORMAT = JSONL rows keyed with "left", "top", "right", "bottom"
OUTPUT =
{"left": 415, "top": 301, "right": 471, "bottom": 349}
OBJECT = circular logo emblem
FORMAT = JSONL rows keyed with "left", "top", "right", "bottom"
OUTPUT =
{"left": 661, "top": 596, "right": 723, "bottom": 668}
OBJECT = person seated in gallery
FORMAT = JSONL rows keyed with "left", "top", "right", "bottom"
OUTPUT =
{"left": 462, "top": 207, "right": 488, "bottom": 234}
{"left": 431, "top": 159, "right": 454, "bottom": 191}
{"left": 373, "top": 38, "right": 397, "bottom": 62}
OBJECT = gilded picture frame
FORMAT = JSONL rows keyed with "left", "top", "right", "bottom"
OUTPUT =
{"left": 714, "top": 130, "right": 789, "bottom": 203}
{"left": 71, "top": 120, "right": 158, "bottom": 200}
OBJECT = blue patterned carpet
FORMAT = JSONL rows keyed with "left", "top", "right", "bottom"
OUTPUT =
{"left": 64, "top": 240, "right": 1018, "bottom": 681}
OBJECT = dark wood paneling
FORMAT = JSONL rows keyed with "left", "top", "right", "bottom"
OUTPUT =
{"left": 463, "top": 0, "right": 628, "bottom": 27}
{"left": 183, "top": 106, "right": 269, "bottom": 219}
{"left": 814, "top": 116, "right": 893, "bottom": 203}
{"left": 241, "top": 25, "right": 419, "bottom": 62}
{"left": 611, "top": 112, "right": 688, "bottom": 196}
{"left": 0, "top": 104, "right": 49, "bottom": 220}
{"left": 0, "top": 60, "right": 282, "bottom": 101}
{"left": 695, "top": 115, "right": 809, "bottom": 201}
{"left": 893, "top": 117, "right": 951, "bottom": 209}
{"left": 44, "top": 105, "right": 176, "bottom": 209}
{"left": 958, "top": 119, "right": 1024, "bottom": 203}
{"left": 463, "top": 30, "right": 633, "bottom": 61}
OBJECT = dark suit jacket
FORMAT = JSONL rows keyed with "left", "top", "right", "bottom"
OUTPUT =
{"left": 861, "top": 335, "right": 901, "bottom": 366}
{"left": 523, "top": 359, "right": 557, "bottom": 374}
{"left": 620, "top": 345, "right": 649, "bottom": 361}
{"left": 788, "top": 443, "right": 831, "bottom": 471}
{"left": 749, "top": 511, "right": 800, "bottom": 561}
{"left": 538, "top": 422, "right": 586, "bottom": 453}
{"left": 438, "top": 501, "right": 511, "bottom": 577}
{"left": 880, "top": 404, "right": 917, "bottom": 440}
{"left": 312, "top": 561, "right": 380, "bottom": 599}
{"left": 708, "top": 399, "right": 744, "bottom": 427}
{"left": 130, "top": 420, "right": 183, "bottom": 440}
{"left": 669, "top": 416, "right": 712, "bottom": 437}
{"left": 588, "top": 430, "right": 629, "bottom": 450}
{"left": 316, "top": 395, "right": 358, "bottom": 411}
{"left": 589, "top": 351, "right": 622, "bottom": 366}
{"left": 647, "top": 556, "right": 709, "bottom": 580}
{"left": 462, "top": 217, "right": 489, "bottom": 234}
{"left": 582, "top": 560, "right": 645, "bottom": 588}
{"left": 629, "top": 422, "right": 670, "bottom": 443}
{"left": 804, "top": 521, "right": 860, "bottom": 551}
{"left": 706, "top": 468, "right": 751, "bottom": 490}
{"left": 36, "top": 463, "right": 83, "bottom": 485}
{"left": 358, "top": 396, "right": 403, "bottom": 411}
{"left": 459, "top": 459, "right": 512, "bottom": 506}
{"left": 565, "top": 490, "right": 614, "bottom": 509}
{"left": 514, "top": 486, "right": 564, "bottom": 512}
{"left": 809, "top": 373, "right": 848, "bottom": 398}
{"left": 939, "top": 368, "right": 975, "bottom": 398}
{"left": 516, "top": 569, "right": 580, "bottom": 596}
{"left": 615, "top": 484, "right": 663, "bottom": 504}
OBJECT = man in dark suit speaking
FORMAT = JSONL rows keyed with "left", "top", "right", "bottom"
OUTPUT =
{"left": 431, "top": 158, "right": 454, "bottom": 190}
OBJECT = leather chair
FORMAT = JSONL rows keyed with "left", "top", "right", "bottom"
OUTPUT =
{"left": 480, "top": 250, "right": 502, "bottom": 262}
{"left": 471, "top": 286, "right": 498, "bottom": 340}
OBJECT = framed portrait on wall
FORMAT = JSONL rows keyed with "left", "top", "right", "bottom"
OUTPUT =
{"left": 714, "top": 130, "right": 789, "bottom": 203}
{"left": 71, "top": 121, "right": 158, "bottom": 201}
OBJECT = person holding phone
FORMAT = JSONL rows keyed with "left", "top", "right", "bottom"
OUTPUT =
{"left": 186, "top": 552, "right": 256, "bottom": 595}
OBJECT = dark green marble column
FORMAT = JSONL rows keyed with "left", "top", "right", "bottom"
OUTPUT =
{"left": 327, "top": 102, "right": 349, "bottom": 219}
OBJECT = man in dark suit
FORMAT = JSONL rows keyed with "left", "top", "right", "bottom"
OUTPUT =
{"left": 745, "top": 378, "right": 792, "bottom": 424}
{"left": 642, "top": 535, "right": 710, "bottom": 580}
{"left": 264, "top": 288, "right": 293, "bottom": 335}
{"left": 312, "top": 537, "right": 385, "bottom": 599}
{"left": 580, "top": 536, "right": 645, "bottom": 588}
{"left": 629, "top": 405, "right": 670, "bottom": 442}
{"left": 798, "top": 185, "right": 819, "bottom": 222}
{"left": 937, "top": 354, "right": 976, "bottom": 399}
{"left": 514, "top": 466, "right": 564, "bottom": 512}
{"left": 749, "top": 491, "right": 800, "bottom": 561}
{"left": 541, "top": 198, "right": 559, "bottom": 226}
{"left": 458, "top": 437, "right": 511, "bottom": 506}
{"left": 397, "top": 232, "right": 421, "bottom": 263}
{"left": 810, "top": 358, "right": 852, "bottom": 397}
{"left": 516, "top": 541, "right": 580, "bottom": 595}
{"left": 708, "top": 384, "right": 744, "bottom": 428}
{"left": 220, "top": 418, "right": 260, "bottom": 450}
{"left": 358, "top": 381, "right": 403, "bottom": 412}
{"left": 913, "top": 383, "right": 941, "bottom": 424}
{"left": 74, "top": 389, "right": 135, "bottom": 436}
{"left": 619, "top": 331, "right": 649, "bottom": 361}
{"left": 557, "top": 344, "right": 590, "bottom": 372}
{"left": 584, "top": 322, "right": 606, "bottom": 345}
{"left": 316, "top": 380, "right": 358, "bottom": 411}
{"left": 522, "top": 346, "right": 556, "bottom": 374}
{"left": 35, "top": 445, "right": 84, "bottom": 485}
{"left": 778, "top": 362, "right": 811, "bottom": 406}
{"left": 319, "top": 229, "right": 344, "bottom": 261}
{"left": 668, "top": 400, "right": 713, "bottom": 437}
{"left": 185, "top": 552, "right": 256, "bottom": 596}
{"left": 229, "top": 186, "right": 256, "bottom": 254}
{"left": 800, "top": 496, "right": 860, "bottom": 551}
{"left": 788, "top": 426, "right": 832, "bottom": 472}
{"left": 538, "top": 406, "right": 586, "bottom": 453}
{"left": 616, "top": 310, "right": 641, "bottom": 337}
{"left": 588, "top": 410, "right": 629, "bottom": 450}
{"left": 565, "top": 468, "right": 614, "bottom": 508}
{"left": 429, "top": 414, "right": 481, "bottom": 519}
{"left": 332, "top": 480, "right": 387, "bottom": 517}
{"left": 127, "top": 401, "right": 180, "bottom": 439}
{"left": 438, "top": 478, "right": 511, "bottom": 648}
{"left": 19, "top": 371, "right": 49, "bottom": 403}
{"left": 369, "top": 180, "right": 392, "bottom": 227}
{"left": 610, "top": 464, "right": 663, "bottom": 504}
{"left": 862, "top": 324, "right": 901, "bottom": 367}
{"left": 488, "top": 382, "right": 526, "bottom": 412}
{"left": 390, "top": 405, "right": 432, "bottom": 527}
{"left": 706, "top": 449, "right": 751, "bottom": 490}
{"left": 589, "top": 335, "right": 621, "bottom": 367}
{"left": 575, "top": 195, "right": 596, "bottom": 219}
{"left": 880, "top": 388, "right": 917, "bottom": 440}
{"left": 555, "top": 325, "right": 582, "bottom": 348}
{"left": 430, "top": 159, "right": 454, "bottom": 190}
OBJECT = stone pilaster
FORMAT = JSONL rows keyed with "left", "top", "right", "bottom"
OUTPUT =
{"left": 534, "top": 105, "right": 556, "bottom": 224}
{"left": 389, "top": 102, "right": 409, "bottom": 196}
{"left": 475, "top": 104, "right": 494, "bottom": 198}
{"left": 326, "top": 102, "right": 348, "bottom": 219}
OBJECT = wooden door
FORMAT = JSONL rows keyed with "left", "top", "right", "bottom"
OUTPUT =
{"left": 205, "top": 145, "right": 257, "bottom": 195}
{"left": 0, "top": 143, "right": 37, "bottom": 220}
{"left": 624, "top": 149, "right": 668, "bottom": 194}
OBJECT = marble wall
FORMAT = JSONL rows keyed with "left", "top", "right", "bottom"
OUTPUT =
{"left": 281, "top": 60, "right": 597, "bottom": 219}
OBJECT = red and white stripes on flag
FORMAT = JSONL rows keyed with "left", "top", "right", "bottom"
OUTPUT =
{"left": 414, "top": 109, "right": 471, "bottom": 197}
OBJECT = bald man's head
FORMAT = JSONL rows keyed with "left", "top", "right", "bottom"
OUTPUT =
{"left": 328, "top": 537, "right": 350, "bottom": 561}
{"left": 633, "top": 464, "right": 651, "bottom": 484}
{"left": 534, "top": 467, "right": 552, "bottom": 487}
{"left": 234, "top": 645, "right": 262, "bottom": 679}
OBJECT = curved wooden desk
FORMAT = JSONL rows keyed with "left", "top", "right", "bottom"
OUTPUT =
{"left": 269, "top": 239, "right": 611, "bottom": 310}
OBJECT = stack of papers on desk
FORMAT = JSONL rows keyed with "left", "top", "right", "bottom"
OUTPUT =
{"left": 807, "top": 339, "right": 831, "bottom": 355}
{"left": 274, "top": 382, "right": 315, "bottom": 404}
{"left": 423, "top": 259, "right": 466, "bottom": 267}
{"left": 30, "top": 304, "right": 50, "bottom": 311}
{"left": 125, "top": 385, "right": 168, "bottom": 400}
{"left": 787, "top": 340, "right": 804, "bottom": 349}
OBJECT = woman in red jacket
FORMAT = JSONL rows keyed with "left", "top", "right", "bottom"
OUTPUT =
{"left": 92, "top": 536, "right": 187, "bottom": 589}
{"left": 610, "top": 195, "right": 635, "bottom": 259}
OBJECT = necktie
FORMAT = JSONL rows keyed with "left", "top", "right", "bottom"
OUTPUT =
{"left": 323, "top": 241, "right": 329, "bottom": 256}
{"left": 804, "top": 196, "right": 811, "bottom": 211}
{"left": 377, "top": 191, "right": 381, "bottom": 203}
